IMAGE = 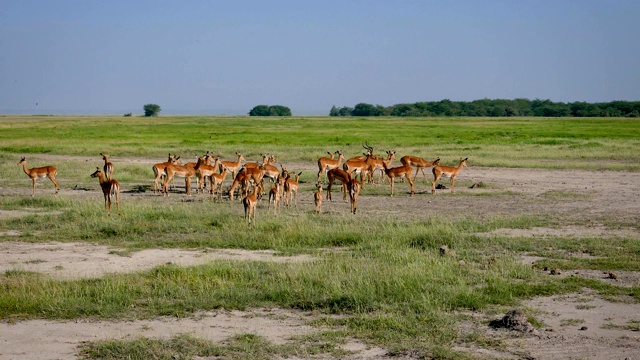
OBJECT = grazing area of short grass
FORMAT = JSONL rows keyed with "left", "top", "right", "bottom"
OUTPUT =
{"left": 1, "top": 115, "right": 639, "bottom": 359}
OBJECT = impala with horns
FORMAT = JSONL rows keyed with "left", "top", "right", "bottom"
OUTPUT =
{"left": 342, "top": 144, "right": 378, "bottom": 187}
{"left": 316, "top": 150, "right": 344, "bottom": 183}
{"left": 368, "top": 150, "right": 396, "bottom": 184}
{"left": 400, "top": 155, "right": 440, "bottom": 182}
{"left": 432, "top": 158, "right": 469, "bottom": 194}
{"left": 17, "top": 157, "right": 59, "bottom": 196}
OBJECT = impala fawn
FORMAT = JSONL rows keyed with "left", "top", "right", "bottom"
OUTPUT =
{"left": 313, "top": 182, "right": 323, "bottom": 214}
{"left": 243, "top": 184, "right": 259, "bottom": 224}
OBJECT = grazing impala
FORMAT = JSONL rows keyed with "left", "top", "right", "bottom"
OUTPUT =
{"left": 243, "top": 184, "right": 259, "bottom": 225}
{"left": 219, "top": 152, "right": 245, "bottom": 180}
{"left": 153, "top": 154, "right": 180, "bottom": 194}
{"left": 317, "top": 150, "right": 344, "bottom": 183}
{"left": 313, "top": 182, "right": 323, "bottom": 214}
{"left": 348, "top": 178, "right": 361, "bottom": 214}
{"left": 382, "top": 159, "right": 415, "bottom": 197}
{"left": 100, "top": 153, "right": 115, "bottom": 180}
{"left": 90, "top": 167, "right": 120, "bottom": 214}
{"left": 17, "top": 157, "right": 59, "bottom": 196}
{"left": 326, "top": 167, "right": 351, "bottom": 202}
{"left": 400, "top": 155, "right": 440, "bottom": 182}
{"left": 432, "top": 158, "right": 469, "bottom": 194}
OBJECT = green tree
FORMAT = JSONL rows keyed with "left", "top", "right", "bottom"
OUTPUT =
{"left": 329, "top": 105, "right": 339, "bottom": 116}
{"left": 268, "top": 105, "right": 292, "bottom": 116}
{"left": 143, "top": 104, "right": 161, "bottom": 117}
{"left": 249, "top": 105, "right": 270, "bottom": 116}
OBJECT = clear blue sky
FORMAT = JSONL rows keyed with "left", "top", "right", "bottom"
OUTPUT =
{"left": 1, "top": 0, "right": 639, "bottom": 115}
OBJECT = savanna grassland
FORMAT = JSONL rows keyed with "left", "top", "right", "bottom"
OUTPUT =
{"left": 0, "top": 115, "right": 639, "bottom": 359}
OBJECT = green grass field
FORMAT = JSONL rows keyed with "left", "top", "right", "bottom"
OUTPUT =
{"left": 1, "top": 115, "right": 639, "bottom": 359}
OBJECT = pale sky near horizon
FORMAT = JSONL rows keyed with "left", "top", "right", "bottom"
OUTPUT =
{"left": 1, "top": 0, "right": 639, "bottom": 115}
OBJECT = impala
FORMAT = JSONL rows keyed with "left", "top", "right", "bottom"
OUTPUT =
{"left": 152, "top": 153, "right": 180, "bottom": 194}
{"left": 368, "top": 150, "right": 396, "bottom": 184}
{"left": 245, "top": 154, "right": 280, "bottom": 184}
{"left": 100, "top": 153, "right": 115, "bottom": 180}
{"left": 284, "top": 170, "right": 302, "bottom": 209}
{"left": 209, "top": 165, "right": 231, "bottom": 201}
{"left": 400, "top": 155, "right": 441, "bottom": 182}
{"left": 194, "top": 154, "right": 221, "bottom": 194}
{"left": 243, "top": 183, "right": 259, "bottom": 225}
{"left": 348, "top": 178, "right": 361, "bottom": 214}
{"left": 313, "top": 182, "right": 323, "bottom": 214}
{"left": 90, "top": 167, "right": 120, "bottom": 214}
{"left": 316, "top": 150, "right": 344, "bottom": 183}
{"left": 342, "top": 145, "right": 378, "bottom": 187}
{"left": 162, "top": 159, "right": 198, "bottom": 196}
{"left": 431, "top": 158, "right": 469, "bottom": 194}
{"left": 268, "top": 175, "right": 284, "bottom": 212}
{"left": 219, "top": 152, "right": 245, "bottom": 180}
{"left": 382, "top": 159, "right": 415, "bottom": 196}
{"left": 326, "top": 167, "right": 351, "bottom": 202}
{"left": 229, "top": 164, "right": 267, "bottom": 201}
{"left": 17, "top": 157, "right": 59, "bottom": 196}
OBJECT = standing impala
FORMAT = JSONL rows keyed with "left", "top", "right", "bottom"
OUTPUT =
{"left": 90, "top": 167, "right": 120, "bottom": 214}
{"left": 243, "top": 183, "right": 259, "bottom": 225}
{"left": 162, "top": 158, "right": 198, "bottom": 196}
{"left": 313, "top": 182, "right": 323, "bottom": 214}
{"left": 348, "top": 178, "right": 361, "bottom": 214}
{"left": 342, "top": 145, "right": 378, "bottom": 187}
{"left": 283, "top": 170, "right": 302, "bottom": 209}
{"left": 153, "top": 154, "right": 180, "bottom": 194}
{"left": 382, "top": 158, "right": 415, "bottom": 197}
{"left": 432, "top": 158, "right": 469, "bottom": 194}
{"left": 326, "top": 167, "right": 351, "bottom": 202}
{"left": 17, "top": 157, "right": 59, "bottom": 196}
{"left": 400, "top": 155, "right": 440, "bottom": 182}
{"left": 219, "top": 152, "right": 245, "bottom": 180}
{"left": 194, "top": 155, "right": 221, "bottom": 194}
{"left": 100, "top": 153, "right": 115, "bottom": 180}
{"left": 316, "top": 150, "right": 344, "bottom": 183}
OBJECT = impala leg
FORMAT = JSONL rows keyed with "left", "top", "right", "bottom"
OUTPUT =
{"left": 31, "top": 178, "right": 36, "bottom": 196}
{"left": 451, "top": 176, "right": 456, "bottom": 193}
{"left": 49, "top": 175, "right": 59, "bottom": 195}
{"left": 408, "top": 175, "right": 415, "bottom": 196}
{"left": 390, "top": 177, "right": 395, "bottom": 197}
{"left": 431, "top": 174, "right": 440, "bottom": 194}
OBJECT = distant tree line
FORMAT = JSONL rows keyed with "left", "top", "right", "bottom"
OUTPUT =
{"left": 330, "top": 99, "right": 640, "bottom": 117}
{"left": 249, "top": 105, "right": 292, "bottom": 116}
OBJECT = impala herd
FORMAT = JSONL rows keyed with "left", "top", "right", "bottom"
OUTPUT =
{"left": 16, "top": 146, "right": 469, "bottom": 222}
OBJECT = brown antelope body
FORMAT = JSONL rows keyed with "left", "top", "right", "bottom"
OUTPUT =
{"left": 242, "top": 184, "right": 259, "bottom": 224}
{"left": 219, "top": 152, "right": 245, "bottom": 180}
{"left": 348, "top": 179, "right": 361, "bottom": 214}
{"left": 284, "top": 171, "right": 302, "bottom": 209}
{"left": 162, "top": 161, "right": 197, "bottom": 196}
{"left": 326, "top": 168, "right": 351, "bottom": 202}
{"left": 313, "top": 183, "right": 323, "bottom": 214}
{"left": 400, "top": 156, "right": 440, "bottom": 182}
{"left": 153, "top": 154, "right": 180, "bottom": 193}
{"left": 100, "top": 153, "right": 115, "bottom": 180}
{"left": 317, "top": 150, "right": 344, "bottom": 183}
{"left": 432, "top": 158, "right": 468, "bottom": 194}
{"left": 382, "top": 160, "right": 415, "bottom": 196}
{"left": 17, "top": 157, "right": 59, "bottom": 196}
{"left": 91, "top": 168, "right": 120, "bottom": 214}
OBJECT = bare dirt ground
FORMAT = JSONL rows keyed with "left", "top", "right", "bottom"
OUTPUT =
{"left": 1, "top": 163, "right": 639, "bottom": 359}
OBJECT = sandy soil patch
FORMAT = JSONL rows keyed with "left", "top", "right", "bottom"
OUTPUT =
{"left": 0, "top": 241, "right": 314, "bottom": 280}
